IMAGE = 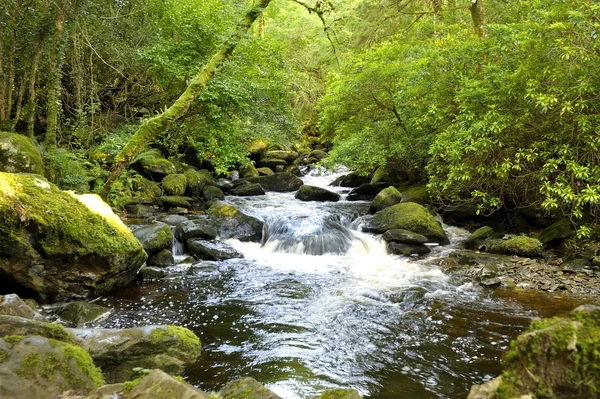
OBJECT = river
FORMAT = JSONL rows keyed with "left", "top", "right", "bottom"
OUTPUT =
{"left": 93, "top": 169, "right": 582, "bottom": 398}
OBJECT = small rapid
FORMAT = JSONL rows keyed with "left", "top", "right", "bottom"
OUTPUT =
{"left": 94, "top": 168, "right": 578, "bottom": 398}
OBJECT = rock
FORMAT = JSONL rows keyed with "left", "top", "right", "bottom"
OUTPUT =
{"left": 286, "top": 164, "right": 302, "bottom": 176}
{"left": 0, "top": 335, "right": 104, "bottom": 398}
{"left": 186, "top": 239, "right": 244, "bottom": 261}
{"left": 230, "top": 182, "right": 266, "bottom": 196}
{"left": 485, "top": 236, "right": 543, "bottom": 258}
{"left": 138, "top": 266, "right": 170, "bottom": 281}
{"left": 158, "top": 215, "right": 190, "bottom": 226}
{"left": 239, "top": 164, "right": 259, "bottom": 178}
{"left": 316, "top": 388, "right": 362, "bottom": 399}
{"left": 387, "top": 242, "right": 431, "bottom": 256}
{"left": 369, "top": 186, "right": 402, "bottom": 214}
{"left": 593, "top": 257, "right": 600, "bottom": 267}
{"left": 370, "top": 166, "right": 394, "bottom": 184}
{"left": 330, "top": 172, "right": 370, "bottom": 188}
{"left": 132, "top": 222, "right": 173, "bottom": 254}
{"left": 184, "top": 169, "right": 214, "bottom": 197}
{"left": 486, "top": 306, "right": 600, "bottom": 398}
{"left": 202, "top": 185, "right": 225, "bottom": 201}
{"left": 0, "top": 294, "right": 45, "bottom": 320}
{"left": 128, "top": 369, "right": 209, "bottom": 399}
{"left": 264, "top": 150, "right": 298, "bottom": 163}
{"left": 86, "top": 383, "right": 125, "bottom": 399}
{"left": 207, "top": 201, "right": 263, "bottom": 242}
{"left": 0, "top": 315, "right": 73, "bottom": 342}
{"left": 56, "top": 302, "right": 111, "bottom": 327}
{"left": 256, "top": 167, "right": 274, "bottom": 176}
{"left": 137, "top": 156, "right": 176, "bottom": 181}
{"left": 0, "top": 174, "right": 146, "bottom": 303}
{"left": 71, "top": 325, "right": 201, "bottom": 383}
{"left": 295, "top": 185, "right": 340, "bottom": 202}
{"left": 219, "top": 377, "right": 282, "bottom": 399}
{"left": 539, "top": 218, "right": 572, "bottom": 247}
{"left": 467, "top": 376, "right": 502, "bottom": 399}
{"left": 382, "top": 229, "right": 428, "bottom": 245}
{"left": 162, "top": 174, "right": 187, "bottom": 196}
{"left": 215, "top": 178, "right": 234, "bottom": 191}
{"left": 157, "top": 196, "right": 193, "bottom": 210}
{"left": 441, "top": 203, "right": 480, "bottom": 225}
{"left": 256, "top": 158, "right": 287, "bottom": 170}
{"left": 308, "top": 149, "right": 328, "bottom": 161}
{"left": 400, "top": 185, "right": 429, "bottom": 205}
{"left": 147, "top": 249, "right": 175, "bottom": 267}
{"left": 175, "top": 219, "right": 217, "bottom": 241}
{"left": 0, "top": 132, "right": 44, "bottom": 174}
{"left": 464, "top": 226, "right": 496, "bottom": 250}
{"left": 244, "top": 172, "right": 303, "bottom": 192}
{"left": 347, "top": 183, "right": 389, "bottom": 201}
{"left": 479, "top": 263, "right": 500, "bottom": 279}
{"left": 247, "top": 139, "right": 270, "bottom": 159}
{"left": 363, "top": 202, "right": 449, "bottom": 244}
{"left": 132, "top": 177, "right": 162, "bottom": 199}
{"left": 125, "top": 204, "right": 158, "bottom": 218}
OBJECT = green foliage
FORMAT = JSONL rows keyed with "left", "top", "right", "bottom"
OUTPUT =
{"left": 43, "top": 149, "right": 91, "bottom": 193}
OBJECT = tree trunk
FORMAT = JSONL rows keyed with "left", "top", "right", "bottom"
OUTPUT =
{"left": 101, "top": 0, "right": 274, "bottom": 200}
{"left": 45, "top": 0, "right": 66, "bottom": 149}
{"left": 27, "top": 43, "right": 43, "bottom": 139}
{"left": 11, "top": 75, "right": 27, "bottom": 131}
{"left": 0, "top": 24, "right": 6, "bottom": 125}
{"left": 469, "top": 0, "right": 486, "bottom": 39}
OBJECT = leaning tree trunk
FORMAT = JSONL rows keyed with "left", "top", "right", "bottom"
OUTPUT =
{"left": 101, "top": 0, "right": 274, "bottom": 200}
{"left": 45, "top": 0, "right": 66, "bottom": 149}
{"left": 469, "top": 0, "right": 486, "bottom": 39}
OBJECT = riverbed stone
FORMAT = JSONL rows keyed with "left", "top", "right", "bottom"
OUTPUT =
{"left": 137, "top": 156, "right": 176, "bottom": 181}
{"left": 382, "top": 229, "right": 428, "bottom": 245}
{"left": 219, "top": 377, "right": 282, "bottom": 399}
{"left": 0, "top": 173, "right": 147, "bottom": 303}
{"left": 539, "top": 218, "right": 572, "bottom": 247}
{"left": 400, "top": 185, "right": 429, "bottom": 205}
{"left": 187, "top": 239, "right": 244, "bottom": 261}
{"left": 202, "top": 185, "right": 225, "bottom": 201}
{"left": 128, "top": 369, "right": 210, "bottom": 399}
{"left": 0, "top": 335, "right": 104, "bottom": 399}
{"left": 316, "top": 388, "right": 362, "bottom": 399}
{"left": 239, "top": 164, "right": 260, "bottom": 178}
{"left": 175, "top": 219, "right": 217, "bottom": 241}
{"left": 347, "top": 182, "right": 389, "bottom": 201}
{"left": 162, "top": 174, "right": 187, "bottom": 196}
{"left": 71, "top": 325, "right": 201, "bottom": 383}
{"left": 485, "top": 236, "right": 543, "bottom": 258}
{"left": 244, "top": 172, "right": 303, "bottom": 192}
{"left": 295, "top": 185, "right": 340, "bottom": 202}
{"left": 147, "top": 248, "right": 175, "bottom": 267}
{"left": 363, "top": 202, "right": 449, "bottom": 244}
{"left": 257, "top": 167, "right": 274, "bottom": 176}
{"left": 125, "top": 204, "right": 158, "bottom": 218}
{"left": 308, "top": 149, "right": 328, "bottom": 161}
{"left": 330, "top": 172, "right": 370, "bottom": 188}
{"left": 0, "top": 294, "right": 45, "bottom": 320}
{"left": 138, "top": 266, "right": 170, "bottom": 281}
{"left": 157, "top": 196, "right": 193, "bottom": 209}
{"left": 184, "top": 169, "right": 214, "bottom": 197}
{"left": 464, "top": 226, "right": 496, "bottom": 250}
{"left": 0, "top": 132, "right": 44, "bottom": 174}
{"left": 387, "top": 242, "right": 431, "bottom": 256}
{"left": 207, "top": 201, "right": 264, "bottom": 242}
{"left": 369, "top": 186, "right": 402, "bottom": 214}
{"left": 265, "top": 150, "right": 298, "bottom": 164}
{"left": 256, "top": 158, "right": 287, "bottom": 171}
{"left": 0, "top": 315, "right": 73, "bottom": 342}
{"left": 132, "top": 222, "right": 173, "bottom": 254}
{"left": 230, "top": 182, "right": 266, "bottom": 196}
{"left": 56, "top": 302, "right": 111, "bottom": 327}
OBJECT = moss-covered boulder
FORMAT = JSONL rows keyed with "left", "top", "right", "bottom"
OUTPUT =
{"left": 308, "top": 149, "right": 328, "bottom": 161}
{"left": 369, "top": 186, "right": 402, "bottom": 214}
{"left": 363, "top": 202, "right": 449, "bottom": 244}
{"left": 219, "top": 377, "right": 282, "bottom": 399}
{"left": 470, "top": 305, "right": 600, "bottom": 399}
{"left": 370, "top": 166, "right": 392, "bottom": 184}
{"left": 0, "top": 315, "right": 74, "bottom": 343}
{"left": 382, "top": 229, "right": 428, "bottom": 245}
{"left": 71, "top": 325, "right": 201, "bottom": 383}
{"left": 132, "top": 222, "right": 173, "bottom": 254}
{"left": 347, "top": 182, "right": 388, "bottom": 201}
{"left": 0, "top": 335, "right": 104, "bottom": 398}
{"left": 330, "top": 172, "right": 370, "bottom": 188}
{"left": 244, "top": 172, "right": 303, "bottom": 192}
{"left": 0, "top": 294, "right": 45, "bottom": 320}
{"left": 137, "top": 157, "right": 176, "bottom": 181}
{"left": 202, "top": 185, "right": 225, "bottom": 201}
{"left": 464, "top": 226, "right": 496, "bottom": 250}
{"left": 256, "top": 158, "right": 287, "bottom": 171}
{"left": 257, "top": 167, "right": 274, "bottom": 176}
{"left": 316, "top": 388, "right": 362, "bottom": 399}
{"left": 239, "top": 164, "right": 259, "bottom": 178}
{"left": 147, "top": 248, "right": 175, "bottom": 267}
{"left": 295, "top": 185, "right": 340, "bottom": 202}
{"left": 207, "top": 201, "right": 264, "bottom": 242}
{"left": 264, "top": 150, "right": 298, "bottom": 164}
{"left": 55, "top": 302, "right": 110, "bottom": 328}
{"left": 0, "top": 132, "right": 44, "bottom": 175}
{"left": 162, "top": 174, "right": 187, "bottom": 196}
{"left": 485, "top": 236, "right": 543, "bottom": 258}
{"left": 132, "top": 176, "right": 162, "bottom": 199}
{"left": 247, "top": 139, "right": 270, "bottom": 159}
{"left": 175, "top": 219, "right": 217, "bottom": 241}
{"left": 230, "top": 182, "right": 266, "bottom": 197}
{"left": 128, "top": 369, "right": 210, "bottom": 399}
{"left": 157, "top": 196, "right": 193, "bottom": 210}
{"left": 400, "top": 185, "right": 429, "bottom": 205}
{"left": 138, "top": 266, "right": 170, "bottom": 281}
{"left": 186, "top": 239, "right": 244, "bottom": 261}
{"left": 184, "top": 169, "right": 214, "bottom": 197}
{"left": 387, "top": 242, "right": 431, "bottom": 256}
{"left": 0, "top": 173, "right": 147, "bottom": 303}
{"left": 539, "top": 218, "right": 573, "bottom": 247}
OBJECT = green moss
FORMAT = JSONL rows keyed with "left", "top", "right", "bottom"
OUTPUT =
{"left": 3, "top": 335, "right": 25, "bottom": 346}
{"left": 162, "top": 174, "right": 187, "bottom": 196}
{"left": 488, "top": 236, "right": 542, "bottom": 257}
{"left": 0, "top": 132, "right": 44, "bottom": 174}
{"left": 123, "top": 377, "right": 143, "bottom": 393}
{"left": 0, "top": 348, "right": 9, "bottom": 363}
{"left": 16, "top": 353, "right": 41, "bottom": 379}
{"left": 58, "top": 341, "right": 105, "bottom": 388}
{"left": 316, "top": 388, "right": 362, "bottom": 399}
{"left": 149, "top": 326, "right": 201, "bottom": 355}
{"left": 42, "top": 322, "right": 74, "bottom": 343}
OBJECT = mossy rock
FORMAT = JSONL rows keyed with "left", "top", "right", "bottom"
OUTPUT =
{"left": 162, "top": 174, "right": 187, "bottom": 196}
{"left": 203, "top": 185, "right": 225, "bottom": 201}
{"left": 157, "top": 196, "right": 192, "bottom": 210}
{"left": 0, "top": 294, "right": 45, "bottom": 320}
{"left": 244, "top": 172, "right": 303, "bottom": 192}
{"left": 239, "top": 164, "right": 259, "bottom": 178}
{"left": 539, "top": 218, "right": 572, "bottom": 247}
{"left": 363, "top": 202, "right": 449, "bottom": 244}
{"left": 295, "top": 185, "right": 340, "bottom": 202}
{"left": 184, "top": 169, "right": 214, "bottom": 197}
{"left": 138, "top": 266, "right": 170, "bottom": 281}
{"left": 369, "top": 186, "right": 402, "bottom": 214}
{"left": 382, "top": 229, "right": 428, "bottom": 245}
{"left": 370, "top": 167, "right": 391, "bottom": 184}
{"left": 219, "top": 377, "right": 281, "bottom": 399}
{"left": 256, "top": 158, "right": 287, "bottom": 171}
{"left": 137, "top": 157, "right": 176, "bottom": 180}
{"left": 400, "top": 185, "right": 429, "bottom": 205}
{"left": 147, "top": 248, "right": 175, "bottom": 267}
{"left": 387, "top": 242, "right": 431, "bottom": 256}
{"left": 264, "top": 150, "right": 298, "bottom": 164}
{"left": 492, "top": 305, "right": 600, "bottom": 399}
{"left": 132, "top": 176, "right": 162, "bottom": 199}
{"left": 316, "top": 388, "right": 362, "bottom": 399}
{"left": 330, "top": 173, "right": 370, "bottom": 188}
{"left": 230, "top": 182, "right": 266, "bottom": 197}
{"left": 0, "top": 335, "right": 104, "bottom": 398}
{"left": 0, "top": 132, "right": 44, "bottom": 175}
{"left": 186, "top": 239, "right": 244, "bottom": 261}
{"left": 308, "top": 149, "right": 328, "bottom": 161}
{"left": 0, "top": 315, "right": 74, "bottom": 343}
{"left": 175, "top": 219, "right": 217, "bottom": 241}
{"left": 132, "top": 222, "right": 173, "bottom": 254}
{"left": 256, "top": 167, "right": 274, "bottom": 176}
{"left": 207, "top": 201, "right": 264, "bottom": 242}
{"left": 464, "top": 226, "right": 496, "bottom": 250}
{"left": 485, "top": 236, "right": 543, "bottom": 258}
{"left": 0, "top": 173, "right": 147, "bottom": 303}
{"left": 71, "top": 325, "right": 201, "bottom": 383}
{"left": 247, "top": 139, "right": 270, "bottom": 158}
{"left": 128, "top": 369, "right": 210, "bottom": 399}
{"left": 56, "top": 302, "right": 110, "bottom": 328}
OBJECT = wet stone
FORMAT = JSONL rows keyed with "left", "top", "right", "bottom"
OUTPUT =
{"left": 186, "top": 239, "right": 244, "bottom": 261}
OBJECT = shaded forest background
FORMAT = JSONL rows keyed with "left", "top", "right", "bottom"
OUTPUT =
{"left": 0, "top": 0, "right": 598, "bottom": 236}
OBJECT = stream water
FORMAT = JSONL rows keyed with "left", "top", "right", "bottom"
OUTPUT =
{"left": 94, "top": 170, "right": 583, "bottom": 399}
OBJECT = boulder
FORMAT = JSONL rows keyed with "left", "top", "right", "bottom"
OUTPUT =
{"left": 56, "top": 302, "right": 111, "bottom": 327}
{"left": 0, "top": 315, "right": 74, "bottom": 343}
{"left": 369, "top": 186, "right": 402, "bottom": 213}
{"left": 219, "top": 377, "right": 282, "bottom": 399}
{"left": 138, "top": 266, "right": 169, "bottom": 281}
{"left": 230, "top": 182, "right": 266, "bottom": 197}
{"left": 264, "top": 150, "right": 298, "bottom": 164}
{"left": 464, "top": 226, "right": 496, "bottom": 250}
{"left": 485, "top": 236, "right": 543, "bottom": 258}
{"left": 187, "top": 239, "right": 244, "bottom": 261}
{"left": 0, "top": 174, "right": 147, "bottom": 303}
{"left": 387, "top": 242, "right": 431, "bottom": 256}
{"left": 71, "top": 325, "right": 201, "bottom": 383}
{"left": 295, "top": 185, "right": 340, "bottom": 202}
{"left": 147, "top": 249, "right": 175, "bottom": 267}
{"left": 207, "top": 201, "right": 263, "bottom": 242}
{"left": 0, "top": 132, "right": 44, "bottom": 174}
{"left": 316, "top": 388, "right": 362, "bottom": 399}
{"left": 157, "top": 196, "right": 193, "bottom": 210}
{"left": 239, "top": 164, "right": 259, "bottom": 178}
{"left": 382, "top": 229, "right": 428, "bottom": 245}
{"left": 243, "top": 172, "right": 303, "bottom": 192}
{"left": 286, "top": 164, "right": 302, "bottom": 176}
{"left": 308, "top": 149, "right": 328, "bottom": 161}
{"left": 132, "top": 222, "right": 173, "bottom": 254}
{"left": 256, "top": 167, "right": 274, "bottom": 176}
{"left": 0, "top": 294, "right": 45, "bottom": 320}
{"left": 202, "top": 185, "right": 225, "bottom": 201}
{"left": 539, "top": 218, "right": 572, "bottom": 247}
{"left": 162, "top": 174, "right": 187, "bottom": 196}
{"left": 157, "top": 215, "right": 189, "bottom": 226}
{"left": 0, "top": 335, "right": 104, "bottom": 398}
{"left": 256, "top": 158, "right": 287, "bottom": 171}
{"left": 137, "top": 157, "right": 176, "bottom": 181}
{"left": 330, "top": 172, "right": 370, "bottom": 188}
{"left": 347, "top": 183, "right": 389, "bottom": 201}
{"left": 184, "top": 169, "right": 214, "bottom": 197}
{"left": 132, "top": 177, "right": 162, "bottom": 199}
{"left": 128, "top": 369, "right": 209, "bottom": 399}
{"left": 175, "top": 219, "right": 217, "bottom": 241}
{"left": 400, "top": 185, "right": 429, "bottom": 205}
{"left": 370, "top": 167, "right": 392, "bottom": 184}
{"left": 125, "top": 204, "right": 158, "bottom": 218}
{"left": 247, "top": 139, "right": 270, "bottom": 159}
{"left": 363, "top": 202, "right": 449, "bottom": 244}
